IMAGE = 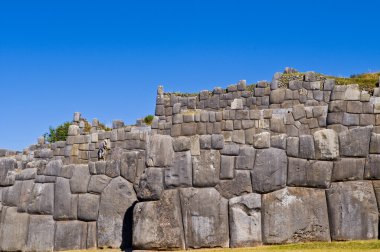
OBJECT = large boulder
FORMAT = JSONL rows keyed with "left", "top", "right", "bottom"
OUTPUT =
{"left": 0, "top": 158, "right": 17, "bottom": 186}
{"left": 54, "top": 177, "right": 78, "bottom": 220}
{"left": 262, "top": 187, "right": 330, "bottom": 244}
{"left": 27, "top": 183, "right": 54, "bottom": 215}
{"left": 120, "top": 151, "right": 145, "bottom": 183}
{"left": 78, "top": 193, "right": 100, "bottom": 221}
{"left": 192, "top": 150, "right": 220, "bottom": 187}
{"left": 215, "top": 170, "right": 252, "bottom": 199}
{"left": 133, "top": 190, "right": 185, "bottom": 250}
{"left": 326, "top": 181, "right": 378, "bottom": 240}
{"left": 251, "top": 148, "right": 287, "bottom": 193}
{"left": 2, "top": 180, "right": 23, "bottom": 207}
{"left": 70, "top": 164, "right": 91, "bottom": 193}
{"left": 180, "top": 188, "right": 229, "bottom": 248}
{"left": 332, "top": 158, "right": 365, "bottom": 181}
{"left": 339, "top": 126, "right": 371, "bottom": 157}
{"left": 135, "top": 167, "right": 164, "bottom": 200}
{"left": 313, "top": 129, "right": 339, "bottom": 160}
{"left": 364, "top": 154, "right": 380, "bottom": 179}
{"left": 54, "top": 221, "right": 88, "bottom": 251}
{"left": 229, "top": 193, "right": 262, "bottom": 247}
{"left": 146, "top": 134, "right": 174, "bottom": 167}
{"left": 0, "top": 207, "right": 29, "bottom": 251}
{"left": 97, "top": 177, "right": 137, "bottom": 248}
{"left": 88, "top": 175, "right": 112, "bottom": 194}
{"left": 287, "top": 158, "right": 332, "bottom": 188}
{"left": 165, "top": 151, "right": 192, "bottom": 188}
{"left": 25, "top": 215, "right": 55, "bottom": 252}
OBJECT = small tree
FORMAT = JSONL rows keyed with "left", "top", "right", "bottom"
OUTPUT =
{"left": 44, "top": 122, "right": 71, "bottom": 143}
{"left": 144, "top": 115, "right": 154, "bottom": 125}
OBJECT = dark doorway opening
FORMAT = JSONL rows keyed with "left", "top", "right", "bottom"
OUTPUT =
{"left": 120, "top": 201, "right": 137, "bottom": 251}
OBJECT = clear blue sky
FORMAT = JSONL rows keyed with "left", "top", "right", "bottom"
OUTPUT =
{"left": 1, "top": 1, "right": 379, "bottom": 150}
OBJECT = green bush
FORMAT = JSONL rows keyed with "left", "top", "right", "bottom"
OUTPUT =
{"left": 144, "top": 115, "right": 154, "bottom": 125}
{"left": 44, "top": 122, "right": 71, "bottom": 143}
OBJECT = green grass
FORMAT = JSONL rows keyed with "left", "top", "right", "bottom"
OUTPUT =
{"left": 63, "top": 240, "right": 380, "bottom": 252}
{"left": 182, "top": 240, "right": 380, "bottom": 252}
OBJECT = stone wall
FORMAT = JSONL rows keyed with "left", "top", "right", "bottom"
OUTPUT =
{"left": 1, "top": 71, "right": 380, "bottom": 251}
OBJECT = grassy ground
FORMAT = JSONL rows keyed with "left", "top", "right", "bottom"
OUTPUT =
{"left": 63, "top": 240, "right": 380, "bottom": 252}
{"left": 279, "top": 71, "right": 380, "bottom": 93}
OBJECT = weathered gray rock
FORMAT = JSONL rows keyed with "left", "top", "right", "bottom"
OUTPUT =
{"left": 364, "top": 154, "right": 380, "bottom": 179}
{"left": 270, "top": 134, "right": 287, "bottom": 149}
{"left": 0, "top": 158, "right": 17, "bottom": 186}
{"left": 165, "top": 151, "right": 192, "bottom": 188}
{"left": 70, "top": 164, "right": 91, "bottom": 193}
{"left": 86, "top": 222, "right": 97, "bottom": 249}
{"left": 220, "top": 143, "right": 240, "bottom": 155}
{"left": 54, "top": 177, "right": 78, "bottom": 220}
{"left": 231, "top": 98, "right": 243, "bottom": 109}
{"left": 42, "top": 159, "right": 62, "bottom": 176}
{"left": 339, "top": 126, "right": 371, "bottom": 157}
{"left": 27, "top": 183, "right": 54, "bottom": 215}
{"left": 370, "top": 133, "right": 380, "bottom": 153}
{"left": 332, "top": 158, "right": 365, "bottom": 181}
{"left": 120, "top": 151, "right": 144, "bottom": 183}
{"left": 216, "top": 170, "right": 252, "bottom": 199}
{"left": 98, "top": 177, "right": 137, "bottom": 248}
{"left": 262, "top": 187, "right": 330, "bottom": 244}
{"left": 211, "top": 134, "right": 224, "bottom": 149}
{"left": 78, "top": 193, "right": 100, "bottom": 221}
{"left": 18, "top": 180, "right": 35, "bottom": 212}
{"left": 199, "top": 135, "right": 211, "bottom": 149}
{"left": 173, "top": 136, "right": 191, "bottom": 151}
{"left": 88, "top": 174, "right": 112, "bottom": 194}
{"left": 54, "top": 221, "right": 88, "bottom": 250}
{"left": 286, "top": 137, "right": 299, "bottom": 157}
{"left": 292, "top": 104, "right": 306, "bottom": 120}
{"left": 270, "top": 89, "right": 285, "bottom": 104}
{"left": 2, "top": 180, "right": 22, "bottom": 207}
{"left": 133, "top": 189, "right": 185, "bottom": 250}
{"left": 193, "top": 150, "right": 220, "bottom": 187}
{"left": 253, "top": 132, "right": 270, "bottom": 149}
{"left": 146, "top": 134, "right": 174, "bottom": 167}
{"left": 287, "top": 158, "right": 332, "bottom": 188}
{"left": 25, "top": 215, "right": 55, "bottom": 252}
{"left": 0, "top": 207, "right": 29, "bottom": 251}
{"left": 314, "top": 129, "right": 339, "bottom": 160}
{"left": 34, "top": 148, "right": 53, "bottom": 159}
{"left": 299, "top": 135, "right": 315, "bottom": 159}
{"left": 135, "top": 167, "right": 164, "bottom": 200}
{"left": 252, "top": 148, "right": 287, "bottom": 193}
{"left": 35, "top": 175, "right": 57, "bottom": 183}
{"left": 326, "top": 181, "right": 378, "bottom": 240}
{"left": 307, "top": 161, "right": 332, "bottom": 188}
{"left": 235, "top": 146, "right": 255, "bottom": 169}
{"left": 220, "top": 155, "right": 235, "bottom": 179}
{"left": 15, "top": 168, "right": 37, "bottom": 181}
{"left": 105, "top": 160, "right": 121, "bottom": 178}
{"left": 344, "top": 84, "right": 361, "bottom": 100}
{"left": 180, "top": 188, "right": 229, "bottom": 248}
{"left": 229, "top": 193, "right": 262, "bottom": 247}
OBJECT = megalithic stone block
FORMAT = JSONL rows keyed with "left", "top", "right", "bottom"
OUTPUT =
{"left": 25, "top": 215, "right": 55, "bottom": 252}
{"left": 326, "top": 181, "right": 378, "bottom": 240}
{"left": 97, "top": 177, "right": 137, "bottom": 248}
{"left": 251, "top": 148, "right": 287, "bottom": 193}
{"left": 0, "top": 207, "right": 29, "bottom": 251}
{"left": 180, "top": 187, "right": 229, "bottom": 249}
{"left": 262, "top": 187, "right": 330, "bottom": 244}
{"left": 133, "top": 189, "right": 185, "bottom": 250}
{"left": 229, "top": 193, "right": 262, "bottom": 247}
